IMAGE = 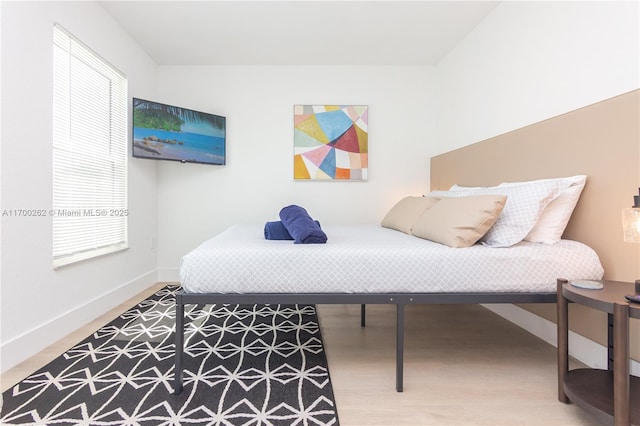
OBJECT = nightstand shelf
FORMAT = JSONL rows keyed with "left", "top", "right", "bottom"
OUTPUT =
{"left": 557, "top": 279, "right": 640, "bottom": 426}
{"left": 564, "top": 369, "right": 639, "bottom": 425}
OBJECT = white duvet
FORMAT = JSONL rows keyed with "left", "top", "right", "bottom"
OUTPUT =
{"left": 180, "top": 224, "right": 604, "bottom": 294}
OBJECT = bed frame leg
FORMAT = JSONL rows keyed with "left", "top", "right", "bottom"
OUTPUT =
{"left": 174, "top": 293, "right": 185, "bottom": 395}
{"left": 360, "top": 304, "right": 366, "bottom": 327}
{"left": 396, "top": 304, "right": 405, "bottom": 392}
{"left": 557, "top": 279, "right": 569, "bottom": 403}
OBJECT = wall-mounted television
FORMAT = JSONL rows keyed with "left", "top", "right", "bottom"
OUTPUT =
{"left": 132, "top": 98, "right": 226, "bottom": 165}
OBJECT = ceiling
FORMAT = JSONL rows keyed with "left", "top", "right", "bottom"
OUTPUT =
{"left": 99, "top": 1, "right": 499, "bottom": 66}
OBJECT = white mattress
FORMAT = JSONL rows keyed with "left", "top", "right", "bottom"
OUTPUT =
{"left": 180, "top": 224, "right": 604, "bottom": 294}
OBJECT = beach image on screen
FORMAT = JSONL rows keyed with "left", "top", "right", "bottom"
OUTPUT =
{"left": 132, "top": 98, "right": 226, "bottom": 165}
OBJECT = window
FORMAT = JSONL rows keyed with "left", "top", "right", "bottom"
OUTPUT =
{"left": 52, "top": 24, "right": 128, "bottom": 268}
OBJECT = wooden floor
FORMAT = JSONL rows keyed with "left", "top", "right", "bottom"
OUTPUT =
{"left": 2, "top": 283, "right": 602, "bottom": 425}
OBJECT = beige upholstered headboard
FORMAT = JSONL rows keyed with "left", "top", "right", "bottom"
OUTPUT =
{"left": 431, "top": 90, "right": 639, "bottom": 358}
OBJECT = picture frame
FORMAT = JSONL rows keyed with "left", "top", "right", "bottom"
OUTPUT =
{"left": 293, "top": 105, "right": 368, "bottom": 180}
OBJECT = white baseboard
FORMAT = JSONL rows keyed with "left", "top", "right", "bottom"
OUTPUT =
{"left": 1, "top": 269, "right": 158, "bottom": 373}
{"left": 482, "top": 303, "right": 640, "bottom": 376}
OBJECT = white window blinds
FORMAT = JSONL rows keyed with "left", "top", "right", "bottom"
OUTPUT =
{"left": 52, "top": 24, "right": 128, "bottom": 268}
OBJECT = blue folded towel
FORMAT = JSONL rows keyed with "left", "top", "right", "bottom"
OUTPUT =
{"left": 264, "top": 220, "right": 322, "bottom": 240}
{"left": 279, "top": 205, "right": 328, "bottom": 244}
{"left": 264, "top": 221, "right": 292, "bottom": 240}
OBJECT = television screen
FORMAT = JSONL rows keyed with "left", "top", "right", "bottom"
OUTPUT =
{"left": 132, "top": 98, "right": 226, "bottom": 165}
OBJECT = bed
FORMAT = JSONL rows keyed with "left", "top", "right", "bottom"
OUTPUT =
{"left": 174, "top": 221, "right": 603, "bottom": 394}
{"left": 174, "top": 89, "right": 638, "bottom": 395}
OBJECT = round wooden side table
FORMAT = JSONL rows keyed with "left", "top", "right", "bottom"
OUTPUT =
{"left": 557, "top": 278, "right": 639, "bottom": 426}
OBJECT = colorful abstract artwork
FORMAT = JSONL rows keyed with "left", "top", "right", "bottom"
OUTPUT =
{"left": 294, "top": 105, "right": 368, "bottom": 180}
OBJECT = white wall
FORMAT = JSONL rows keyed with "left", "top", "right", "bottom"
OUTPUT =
{"left": 435, "top": 0, "right": 640, "bottom": 154}
{"left": 434, "top": 0, "right": 640, "bottom": 370}
{"left": 0, "top": 2, "right": 159, "bottom": 372}
{"left": 154, "top": 1, "right": 640, "bottom": 278}
{"left": 155, "top": 66, "right": 435, "bottom": 279}
{"left": 3, "top": 0, "right": 638, "bottom": 373}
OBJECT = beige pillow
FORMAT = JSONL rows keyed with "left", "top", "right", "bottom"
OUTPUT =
{"left": 381, "top": 196, "right": 440, "bottom": 234}
{"left": 412, "top": 195, "right": 507, "bottom": 247}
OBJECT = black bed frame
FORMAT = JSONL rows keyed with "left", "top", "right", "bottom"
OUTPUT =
{"left": 174, "top": 289, "right": 556, "bottom": 394}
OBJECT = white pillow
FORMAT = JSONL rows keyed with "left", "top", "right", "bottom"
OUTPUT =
{"left": 448, "top": 175, "right": 586, "bottom": 244}
{"left": 449, "top": 184, "right": 486, "bottom": 191}
{"left": 429, "top": 179, "right": 564, "bottom": 247}
{"left": 499, "top": 175, "right": 586, "bottom": 244}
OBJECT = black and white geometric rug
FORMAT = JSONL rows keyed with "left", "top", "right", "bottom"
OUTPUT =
{"left": 1, "top": 285, "right": 339, "bottom": 425}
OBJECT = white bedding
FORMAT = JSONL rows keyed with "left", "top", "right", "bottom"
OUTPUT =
{"left": 180, "top": 224, "right": 604, "bottom": 294}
